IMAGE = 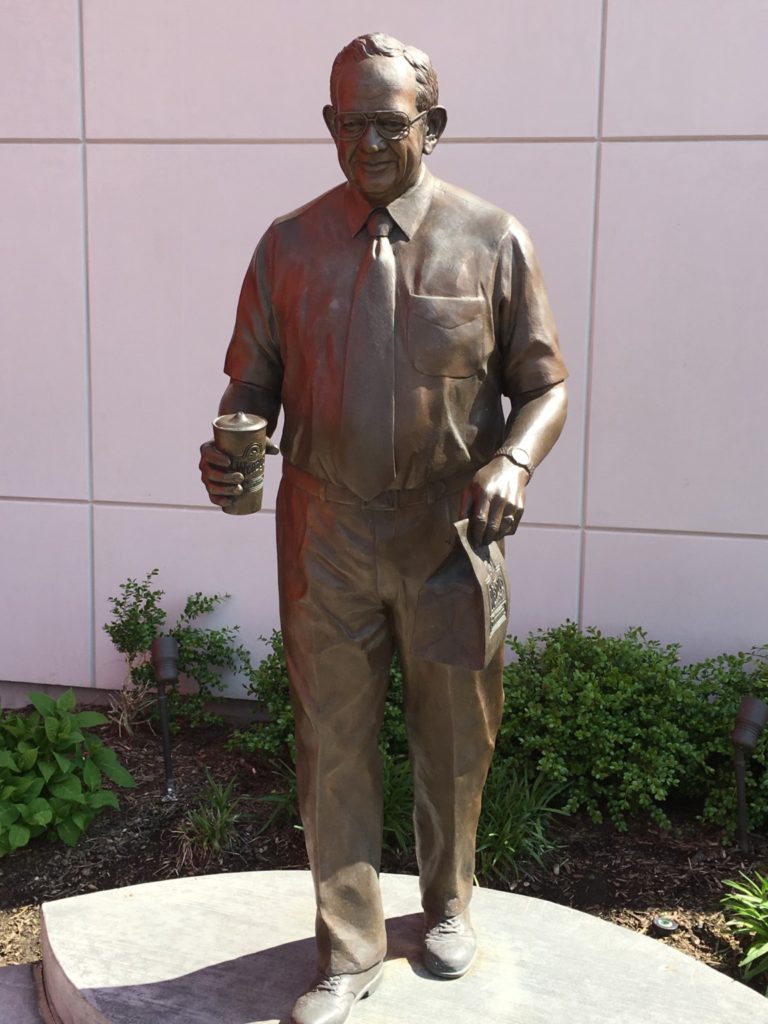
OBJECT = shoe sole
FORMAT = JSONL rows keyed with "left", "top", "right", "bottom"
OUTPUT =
{"left": 290, "top": 968, "right": 383, "bottom": 1024}
{"left": 423, "top": 947, "right": 477, "bottom": 980}
{"left": 339, "top": 969, "right": 383, "bottom": 1024}
{"left": 358, "top": 968, "right": 383, "bottom": 999}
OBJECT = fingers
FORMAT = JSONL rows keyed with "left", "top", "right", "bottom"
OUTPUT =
{"left": 266, "top": 437, "right": 280, "bottom": 455}
{"left": 469, "top": 492, "right": 524, "bottom": 546}
{"left": 469, "top": 489, "right": 490, "bottom": 547}
{"left": 199, "top": 441, "right": 243, "bottom": 506}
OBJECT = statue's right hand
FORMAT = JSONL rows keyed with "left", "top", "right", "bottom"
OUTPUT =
{"left": 199, "top": 441, "right": 243, "bottom": 508}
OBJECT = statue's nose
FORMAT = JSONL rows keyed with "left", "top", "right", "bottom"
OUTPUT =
{"left": 360, "top": 122, "right": 385, "bottom": 150}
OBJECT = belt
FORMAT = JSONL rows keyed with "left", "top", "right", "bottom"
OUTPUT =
{"left": 283, "top": 463, "right": 474, "bottom": 510}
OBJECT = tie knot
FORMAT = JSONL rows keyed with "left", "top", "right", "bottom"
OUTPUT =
{"left": 367, "top": 210, "right": 393, "bottom": 238}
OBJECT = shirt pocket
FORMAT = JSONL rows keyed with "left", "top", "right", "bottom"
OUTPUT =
{"left": 406, "top": 295, "right": 493, "bottom": 378}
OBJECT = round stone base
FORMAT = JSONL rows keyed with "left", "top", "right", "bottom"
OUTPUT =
{"left": 40, "top": 870, "right": 767, "bottom": 1024}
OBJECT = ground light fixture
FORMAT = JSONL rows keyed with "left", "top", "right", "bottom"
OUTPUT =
{"left": 731, "top": 695, "right": 768, "bottom": 854}
{"left": 150, "top": 635, "right": 179, "bottom": 802}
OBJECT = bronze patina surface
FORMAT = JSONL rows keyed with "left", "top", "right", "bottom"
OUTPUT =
{"left": 199, "top": 31, "right": 567, "bottom": 1024}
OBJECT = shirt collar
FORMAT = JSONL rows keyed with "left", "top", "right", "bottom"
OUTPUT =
{"left": 343, "top": 165, "right": 434, "bottom": 240}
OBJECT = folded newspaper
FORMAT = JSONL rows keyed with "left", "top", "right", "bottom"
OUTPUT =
{"left": 412, "top": 518, "right": 509, "bottom": 670}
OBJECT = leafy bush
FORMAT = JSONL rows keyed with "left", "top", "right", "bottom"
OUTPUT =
{"left": 501, "top": 622, "right": 768, "bottom": 834}
{"left": 500, "top": 623, "right": 698, "bottom": 829}
{"left": 0, "top": 689, "right": 135, "bottom": 855}
{"left": 722, "top": 871, "right": 768, "bottom": 987}
{"left": 680, "top": 651, "right": 768, "bottom": 836}
{"left": 104, "top": 569, "right": 263, "bottom": 729}
{"left": 229, "top": 630, "right": 295, "bottom": 758}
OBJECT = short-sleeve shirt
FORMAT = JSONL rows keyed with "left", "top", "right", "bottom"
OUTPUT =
{"left": 224, "top": 166, "right": 567, "bottom": 490}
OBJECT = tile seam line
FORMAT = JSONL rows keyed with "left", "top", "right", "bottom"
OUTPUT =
{"left": 79, "top": 136, "right": 598, "bottom": 145}
{"left": 76, "top": 0, "right": 96, "bottom": 691}
{"left": 2, "top": 497, "right": 765, "bottom": 542}
{"left": 577, "top": 0, "right": 609, "bottom": 629}
{"left": 6, "top": 134, "right": 765, "bottom": 145}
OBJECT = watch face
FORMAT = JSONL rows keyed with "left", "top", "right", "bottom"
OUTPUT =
{"left": 509, "top": 447, "right": 531, "bottom": 469}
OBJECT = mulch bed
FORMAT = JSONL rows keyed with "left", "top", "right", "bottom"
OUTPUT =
{"left": 1, "top": 715, "right": 766, "bottom": 996}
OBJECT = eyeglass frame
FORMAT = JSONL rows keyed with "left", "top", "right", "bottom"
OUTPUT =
{"left": 330, "top": 107, "right": 433, "bottom": 141}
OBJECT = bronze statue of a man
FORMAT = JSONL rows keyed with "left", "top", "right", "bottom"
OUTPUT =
{"left": 200, "top": 32, "right": 567, "bottom": 1024}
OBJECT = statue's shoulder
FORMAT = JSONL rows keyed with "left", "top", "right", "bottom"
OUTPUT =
{"left": 429, "top": 175, "right": 531, "bottom": 247}
{"left": 268, "top": 183, "right": 346, "bottom": 236}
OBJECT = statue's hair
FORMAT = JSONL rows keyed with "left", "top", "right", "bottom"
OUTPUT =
{"left": 330, "top": 33, "right": 439, "bottom": 112}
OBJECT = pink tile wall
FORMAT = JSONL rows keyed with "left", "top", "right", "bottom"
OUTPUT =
{"left": 2, "top": 2, "right": 768, "bottom": 694}
{"left": 0, "top": 0, "right": 81, "bottom": 138}
{"left": 583, "top": 530, "right": 768, "bottom": 659}
{"left": 505, "top": 526, "right": 581, "bottom": 641}
{"left": 82, "top": 0, "right": 602, "bottom": 139}
{"left": 0, "top": 502, "right": 92, "bottom": 686}
{"left": 588, "top": 141, "right": 768, "bottom": 535}
{"left": 0, "top": 144, "right": 89, "bottom": 500}
{"left": 604, "top": 0, "right": 768, "bottom": 137}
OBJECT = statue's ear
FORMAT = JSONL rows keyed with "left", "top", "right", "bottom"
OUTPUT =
{"left": 423, "top": 106, "right": 447, "bottom": 155}
{"left": 323, "top": 105, "right": 336, "bottom": 137}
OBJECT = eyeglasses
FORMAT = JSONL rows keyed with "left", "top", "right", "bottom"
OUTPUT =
{"left": 332, "top": 108, "right": 431, "bottom": 141}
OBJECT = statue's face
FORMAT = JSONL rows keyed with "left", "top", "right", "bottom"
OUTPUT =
{"left": 329, "top": 56, "right": 427, "bottom": 206}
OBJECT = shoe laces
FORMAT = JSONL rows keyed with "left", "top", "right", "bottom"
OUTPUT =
{"left": 429, "top": 916, "right": 464, "bottom": 937}
{"left": 315, "top": 975, "right": 345, "bottom": 994}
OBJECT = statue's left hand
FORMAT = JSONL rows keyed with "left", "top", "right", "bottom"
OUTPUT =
{"left": 460, "top": 456, "right": 527, "bottom": 547}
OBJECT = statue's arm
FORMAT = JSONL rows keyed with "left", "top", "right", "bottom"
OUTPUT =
{"left": 200, "top": 231, "right": 283, "bottom": 509}
{"left": 460, "top": 381, "right": 567, "bottom": 546}
{"left": 461, "top": 223, "right": 568, "bottom": 546}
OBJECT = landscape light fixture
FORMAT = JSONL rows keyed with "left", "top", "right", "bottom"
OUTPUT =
{"left": 731, "top": 695, "right": 768, "bottom": 854}
{"left": 150, "top": 635, "right": 179, "bottom": 802}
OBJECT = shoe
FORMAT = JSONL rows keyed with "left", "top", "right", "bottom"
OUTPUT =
{"left": 290, "top": 961, "right": 384, "bottom": 1024}
{"left": 423, "top": 910, "right": 477, "bottom": 978}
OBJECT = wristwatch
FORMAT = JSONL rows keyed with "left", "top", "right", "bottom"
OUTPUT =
{"left": 495, "top": 445, "right": 534, "bottom": 482}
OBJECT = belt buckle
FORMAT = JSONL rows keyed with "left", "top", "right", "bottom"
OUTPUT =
{"left": 362, "top": 491, "right": 396, "bottom": 510}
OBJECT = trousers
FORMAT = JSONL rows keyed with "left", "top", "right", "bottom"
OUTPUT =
{"left": 276, "top": 465, "right": 506, "bottom": 975}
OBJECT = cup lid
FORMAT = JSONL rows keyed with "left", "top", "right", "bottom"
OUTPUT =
{"left": 213, "top": 411, "right": 267, "bottom": 431}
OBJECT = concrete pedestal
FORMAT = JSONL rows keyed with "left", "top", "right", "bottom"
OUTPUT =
{"left": 39, "top": 870, "right": 767, "bottom": 1024}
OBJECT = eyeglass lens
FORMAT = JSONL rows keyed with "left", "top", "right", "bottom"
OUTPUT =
{"left": 334, "top": 111, "right": 413, "bottom": 140}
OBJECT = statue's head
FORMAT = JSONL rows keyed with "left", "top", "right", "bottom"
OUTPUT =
{"left": 324, "top": 33, "right": 448, "bottom": 206}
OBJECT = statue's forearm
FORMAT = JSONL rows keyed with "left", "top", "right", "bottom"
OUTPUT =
{"left": 498, "top": 380, "right": 567, "bottom": 472}
{"left": 219, "top": 379, "right": 281, "bottom": 437}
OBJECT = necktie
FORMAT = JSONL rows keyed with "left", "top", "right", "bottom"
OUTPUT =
{"left": 339, "top": 209, "right": 397, "bottom": 500}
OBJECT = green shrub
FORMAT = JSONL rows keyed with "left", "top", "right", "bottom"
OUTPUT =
{"left": 681, "top": 650, "right": 768, "bottom": 835}
{"left": 722, "top": 871, "right": 768, "bottom": 987}
{"left": 104, "top": 569, "right": 262, "bottom": 730}
{"left": 500, "top": 623, "right": 698, "bottom": 829}
{"left": 0, "top": 689, "right": 135, "bottom": 855}
{"left": 229, "top": 630, "right": 295, "bottom": 758}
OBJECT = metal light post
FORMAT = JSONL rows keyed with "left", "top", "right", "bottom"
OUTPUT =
{"left": 731, "top": 695, "right": 768, "bottom": 854}
{"left": 150, "top": 635, "right": 179, "bottom": 802}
